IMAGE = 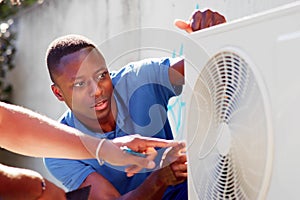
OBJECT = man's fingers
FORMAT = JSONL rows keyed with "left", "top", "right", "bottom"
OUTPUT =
{"left": 173, "top": 171, "right": 188, "bottom": 178}
{"left": 170, "top": 156, "right": 188, "bottom": 179}
{"left": 176, "top": 154, "right": 187, "bottom": 162}
{"left": 201, "top": 9, "right": 213, "bottom": 29}
{"left": 191, "top": 10, "right": 202, "bottom": 31}
{"left": 171, "top": 161, "right": 187, "bottom": 171}
{"left": 214, "top": 12, "right": 226, "bottom": 24}
{"left": 190, "top": 9, "right": 226, "bottom": 31}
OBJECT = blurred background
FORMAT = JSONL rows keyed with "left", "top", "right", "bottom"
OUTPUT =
{"left": 0, "top": 0, "right": 298, "bottom": 190}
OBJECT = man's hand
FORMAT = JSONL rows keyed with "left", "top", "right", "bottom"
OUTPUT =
{"left": 158, "top": 142, "right": 187, "bottom": 185}
{"left": 168, "top": 155, "right": 187, "bottom": 184}
{"left": 158, "top": 155, "right": 187, "bottom": 186}
{"left": 174, "top": 9, "right": 226, "bottom": 33}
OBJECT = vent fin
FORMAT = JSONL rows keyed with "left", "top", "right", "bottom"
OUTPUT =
{"left": 201, "top": 52, "right": 250, "bottom": 124}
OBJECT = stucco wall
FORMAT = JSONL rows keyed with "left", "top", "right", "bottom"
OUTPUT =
{"left": 4, "top": 0, "right": 299, "bottom": 191}
{"left": 9, "top": 0, "right": 299, "bottom": 118}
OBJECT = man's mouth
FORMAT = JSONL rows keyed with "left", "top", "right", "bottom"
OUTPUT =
{"left": 92, "top": 99, "right": 108, "bottom": 111}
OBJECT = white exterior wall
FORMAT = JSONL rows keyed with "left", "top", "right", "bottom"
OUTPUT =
{"left": 9, "top": 0, "right": 299, "bottom": 119}
{"left": 3, "top": 0, "right": 299, "bottom": 191}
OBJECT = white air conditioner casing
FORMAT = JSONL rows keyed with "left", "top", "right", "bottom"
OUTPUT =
{"left": 186, "top": 1, "right": 300, "bottom": 199}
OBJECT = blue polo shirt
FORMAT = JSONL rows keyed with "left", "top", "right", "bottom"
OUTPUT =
{"left": 44, "top": 57, "right": 178, "bottom": 194}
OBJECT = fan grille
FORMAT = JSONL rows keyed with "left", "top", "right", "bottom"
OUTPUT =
{"left": 199, "top": 51, "right": 250, "bottom": 199}
{"left": 201, "top": 51, "right": 249, "bottom": 124}
{"left": 205, "top": 152, "right": 246, "bottom": 199}
{"left": 188, "top": 50, "right": 271, "bottom": 200}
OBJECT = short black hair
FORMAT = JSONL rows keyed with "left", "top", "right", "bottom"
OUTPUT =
{"left": 46, "top": 34, "right": 97, "bottom": 83}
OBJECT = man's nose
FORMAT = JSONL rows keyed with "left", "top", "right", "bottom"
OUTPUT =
{"left": 90, "top": 80, "right": 102, "bottom": 97}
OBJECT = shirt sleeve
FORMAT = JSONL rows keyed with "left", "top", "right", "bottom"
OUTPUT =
{"left": 134, "top": 57, "right": 177, "bottom": 96}
{"left": 44, "top": 158, "right": 96, "bottom": 191}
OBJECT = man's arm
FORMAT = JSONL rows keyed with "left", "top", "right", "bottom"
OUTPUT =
{"left": 168, "top": 57, "right": 185, "bottom": 86}
{"left": 79, "top": 172, "right": 121, "bottom": 200}
{"left": 169, "top": 9, "right": 226, "bottom": 85}
{"left": 79, "top": 162, "right": 187, "bottom": 200}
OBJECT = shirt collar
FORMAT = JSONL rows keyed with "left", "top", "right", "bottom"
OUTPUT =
{"left": 64, "top": 110, "right": 128, "bottom": 140}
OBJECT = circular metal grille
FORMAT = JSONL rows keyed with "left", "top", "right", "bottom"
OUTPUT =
{"left": 201, "top": 51, "right": 249, "bottom": 124}
{"left": 187, "top": 49, "right": 273, "bottom": 200}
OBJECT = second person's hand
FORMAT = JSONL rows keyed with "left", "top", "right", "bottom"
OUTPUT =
{"left": 112, "top": 135, "right": 179, "bottom": 176}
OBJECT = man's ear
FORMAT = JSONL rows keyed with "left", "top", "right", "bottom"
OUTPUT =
{"left": 51, "top": 84, "right": 64, "bottom": 101}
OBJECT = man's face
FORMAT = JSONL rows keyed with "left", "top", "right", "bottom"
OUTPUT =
{"left": 52, "top": 47, "right": 114, "bottom": 125}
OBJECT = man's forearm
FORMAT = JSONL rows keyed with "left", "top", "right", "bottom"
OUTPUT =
{"left": 119, "top": 167, "right": 173, "bottom": 200}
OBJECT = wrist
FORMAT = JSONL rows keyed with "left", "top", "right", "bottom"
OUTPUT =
{"left": 151, "top": 168, "right": 169, "bottom": 188}
{"left": 132, "top": 169, "right": 169, "bottom": 200}
{"left": 96, "top": 139, "right": 106, "bottom": 165}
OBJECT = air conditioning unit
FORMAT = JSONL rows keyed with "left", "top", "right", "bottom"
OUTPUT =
{"left": 185, "top": 1, "right": 300, "bottom": 199}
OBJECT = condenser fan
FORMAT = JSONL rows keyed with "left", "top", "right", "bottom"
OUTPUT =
{"left": 187, "top": 49, "right": 273, "bottom": 200}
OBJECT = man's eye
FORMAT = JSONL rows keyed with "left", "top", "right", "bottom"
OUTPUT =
{"left": 74, "top": 81, "right": 86, "bottom": 87}
{"left": 96, "top": 71, "right": 108, "bottom": 81}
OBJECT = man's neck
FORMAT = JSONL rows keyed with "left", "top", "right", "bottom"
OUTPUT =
{"left": 74, "top": 116, "right": 116, "bottom": 133}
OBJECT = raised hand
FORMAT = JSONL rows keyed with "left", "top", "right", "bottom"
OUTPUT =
{"left": 174, "top": 9, "right": 226, "bottom": 33}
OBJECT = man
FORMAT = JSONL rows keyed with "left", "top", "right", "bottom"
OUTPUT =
{"left": 44, "top": 10, "right": 226, "bottom": 200}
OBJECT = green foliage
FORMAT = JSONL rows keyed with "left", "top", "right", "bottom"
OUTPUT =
{"left": 0, "top": 20, "right": 15, "bottom": 102}
{"left": 0, "top": 0, "right": 38, "bottom": 102}
{"left": 0, "top": 0, "right": 38, "bottom": 20}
